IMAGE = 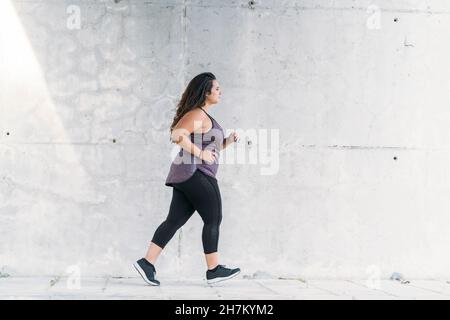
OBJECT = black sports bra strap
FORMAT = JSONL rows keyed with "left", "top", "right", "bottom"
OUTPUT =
{"left": 199, "top": 107, "right": 214, "bottom": 122}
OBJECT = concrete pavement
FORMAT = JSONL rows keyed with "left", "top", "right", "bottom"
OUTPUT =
{"left": 1, "top": 277, "right": 450, "bottom": 300}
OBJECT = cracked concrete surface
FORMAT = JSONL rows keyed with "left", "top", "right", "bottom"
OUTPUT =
{"left": 2, "top": 0, "right": 450, "bottom": 281}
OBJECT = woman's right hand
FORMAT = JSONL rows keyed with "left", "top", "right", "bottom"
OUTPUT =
{"left": 200, "top": 149, "right": 218, "bottom": 164}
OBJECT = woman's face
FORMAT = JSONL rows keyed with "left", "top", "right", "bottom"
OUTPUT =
{"left": 206, "top": 80, "right": 221, "bottom": 104}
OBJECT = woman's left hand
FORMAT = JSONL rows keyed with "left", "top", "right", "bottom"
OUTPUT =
{"left": 227, "top": 131, "right": 240, "bottom": 142}
{"left": 227, "top": 131, "right": 240, "bottom": 144}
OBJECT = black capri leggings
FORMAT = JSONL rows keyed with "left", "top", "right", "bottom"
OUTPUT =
{"left": 152, "top": 169, "right": 222, "bottom": 254}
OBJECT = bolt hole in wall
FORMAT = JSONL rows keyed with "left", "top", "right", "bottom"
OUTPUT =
{"left": 113, "top": 139, "right": 116, "bottom": 143}
{"left": 6, "top": 132, "right": 10, "bottom": 136}
{"left": 393, "top": 156, "right": 397, "bottom": 160}
{"left": 394, "top": 17, "right": 399, "bottom": 22}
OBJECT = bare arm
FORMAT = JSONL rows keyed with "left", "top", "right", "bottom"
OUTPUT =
{"left": 220, "top": 131, "right": 239, "bottom": 150}
{"left": 170, "top": 109, "right": 207, "bottom": 158}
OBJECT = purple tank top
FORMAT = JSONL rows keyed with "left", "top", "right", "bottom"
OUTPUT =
{"left": 165, "top": 108, "right": 225, "bottom": 187}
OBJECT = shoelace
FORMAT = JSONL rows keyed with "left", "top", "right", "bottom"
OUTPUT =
{"left": 209, "top": 264, "right": 227, "bottom": 271}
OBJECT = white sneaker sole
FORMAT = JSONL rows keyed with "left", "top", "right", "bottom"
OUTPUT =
{"left": 133, "top": 262, "right": 160, "bottom": 286}
{"left": 207, "top": 269, "right": 241, "bottom": 284}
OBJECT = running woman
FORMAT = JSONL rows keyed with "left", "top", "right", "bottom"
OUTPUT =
{"left": 134, "top": 72, "right": 240, "bottom": 285}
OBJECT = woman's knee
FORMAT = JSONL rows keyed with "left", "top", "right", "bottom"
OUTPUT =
{"left": 201, "top": 210, "right": 221, "bottom": 226}
{"left": 159, "top": 218, "right": 182, "bottom": 232}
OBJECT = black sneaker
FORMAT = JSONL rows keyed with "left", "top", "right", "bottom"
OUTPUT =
{"left": 133, "top": 258, "right": 160, "bottom": 286}
{"left": 206, "top": 264, "right": 241, "bottom": 284}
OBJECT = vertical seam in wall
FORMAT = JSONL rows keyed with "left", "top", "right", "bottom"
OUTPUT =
{"left": 177, "top": 0, "right": 188, "bottom": 258}
{"left": 182, "top": 0, "right": 187, "bottom": 84}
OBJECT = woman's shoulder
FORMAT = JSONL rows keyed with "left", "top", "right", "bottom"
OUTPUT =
{"left": 174, "top": 108, "right": 210, "bottom": 134}
{"left": 183, "top": 107, "right": 208, "bottom": 121}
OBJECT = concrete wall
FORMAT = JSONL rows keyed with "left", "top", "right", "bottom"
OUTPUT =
{"left": 1, "top": 0, "right": 450, "bottom": 279}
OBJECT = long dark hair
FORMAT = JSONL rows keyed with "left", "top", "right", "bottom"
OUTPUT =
{"left": 169, "top": 72, "right": 216, "bottom": 139}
